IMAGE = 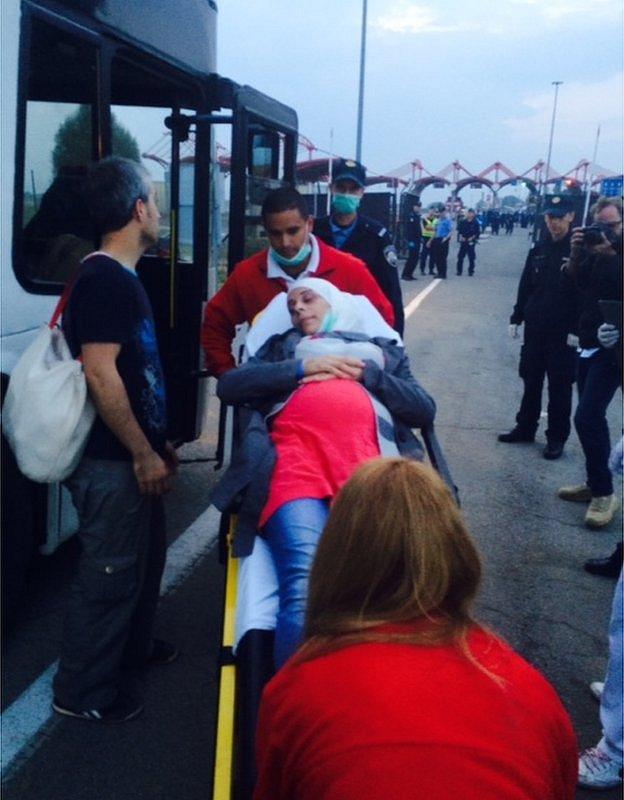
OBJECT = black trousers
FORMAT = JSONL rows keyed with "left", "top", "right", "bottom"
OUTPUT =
{"left": 515, "top": 332, "right": 576, "bottom": 443}
{"left": 457, "top": 242, "right": 476, "bottom": 274}
{"left": 401, "top": 240, "right": 421, "bottom": 278}
{"left": 419, "top": 239, "right": 435, "bottom": 274}
{"left": 575, "top": 350, "right": 621, "bottom": 496}
{"left": 432, "top": 239, "right": 449, "bottom": 278}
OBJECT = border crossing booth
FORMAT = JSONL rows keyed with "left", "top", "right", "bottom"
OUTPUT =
{"left": 1, "top": 0, "right": 298, "bottom": 624}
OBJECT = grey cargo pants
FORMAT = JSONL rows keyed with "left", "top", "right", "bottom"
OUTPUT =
{"left": 53, "top": 459, "right": 166, "bottom": 710}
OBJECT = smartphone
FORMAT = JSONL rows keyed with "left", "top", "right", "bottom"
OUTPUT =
{"left": 598, "top": 300, "right": 622, "bottom": 330}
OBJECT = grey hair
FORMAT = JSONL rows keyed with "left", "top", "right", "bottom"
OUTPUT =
{"left": 86, "top": 156, "right": 153, "bottom": 235}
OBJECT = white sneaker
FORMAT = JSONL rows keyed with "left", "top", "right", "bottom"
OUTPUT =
{"left": 585, "top": 495, "right": 620, "bottom": 529}
{"left": 589, "top": 681, "right": 604, "bottom": 701}
{"left": 578, "top": 745, "right": 623, "bottom": 789}
{"left": 558, "top": 483, "right": 592, "bottom": 502}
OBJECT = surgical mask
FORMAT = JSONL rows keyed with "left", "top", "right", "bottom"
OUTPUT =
{"left": 270, "top": 241, "right": 312, "bottom": 268}
{"left": 331, "top": 193, "right": 361, "bottom": 215}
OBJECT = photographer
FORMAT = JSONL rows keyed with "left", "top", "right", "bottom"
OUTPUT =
{"left": 558, "top": 197, "right": 622, "bottom": 531}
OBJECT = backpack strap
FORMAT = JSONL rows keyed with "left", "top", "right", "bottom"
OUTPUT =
{"left": 48, "top": 277, "right": 77, "bottom": 329}
{"left": 47, "top": 250, "right": 104, "bottom": 329}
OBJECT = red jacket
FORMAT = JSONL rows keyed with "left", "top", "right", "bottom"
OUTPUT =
{"left": 254, "top": 626, "right": 577, "bottom": 800}
{"left": 201, "top": 238, "right": 395, "bottom": 376}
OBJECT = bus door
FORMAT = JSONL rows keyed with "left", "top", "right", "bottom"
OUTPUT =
{"left": 228, "top": 85, "right": 298, "bottom": 271}
{"left": 165, "top": 82, "right": 298, "bottom": 464}
{"left": 109, "top": 55, "right": 210, "bottom": 445}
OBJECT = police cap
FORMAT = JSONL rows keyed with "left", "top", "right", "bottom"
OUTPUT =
{"left": 543, "top": 194, "right": 575, "bottom": 217}
{"left": 333, "top": 158, "right": 366, "bottom": 187}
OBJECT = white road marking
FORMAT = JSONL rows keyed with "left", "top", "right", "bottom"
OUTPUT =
{"left": 1, "top": 505, "right": 220, "bottom": 777}
{"left": 404, "top": 279, "right": 442, "bottom": 320}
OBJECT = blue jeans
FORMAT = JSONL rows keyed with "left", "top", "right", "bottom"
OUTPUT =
{"left": 600, "top": 569, "right": 623, "bottom": 764}
{"left": 575, "top": 350, "right": 621, "bottom": 496}
{"left": 264, "top": 499, "right": 329, "bottom": 668}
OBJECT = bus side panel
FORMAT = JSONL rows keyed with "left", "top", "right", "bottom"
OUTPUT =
{"left": 35, "top": 0, "right": 218, "bottom": 76}
{"left": 1, "top": 1, "right": 58, "bottom": 374}
{"left": 1, "top": 5, "right": 76, "bottom": 628}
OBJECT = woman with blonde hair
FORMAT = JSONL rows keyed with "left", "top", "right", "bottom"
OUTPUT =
{"left": 254, "top": 458, "right": 577, "bottom": 800}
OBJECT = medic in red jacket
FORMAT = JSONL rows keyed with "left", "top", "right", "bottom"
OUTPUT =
{"left": 201, "top": 188, "right": 395, "bottom": 377}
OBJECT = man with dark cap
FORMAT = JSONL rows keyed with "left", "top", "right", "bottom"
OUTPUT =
{"left": 498, "top": 195, "right": 578, "bottom": 460}
{"left": 456, "top": 208, "right": 480, "bottom": 276}
{"left": 315, "top": 158, "right": 405, "bottom": 335}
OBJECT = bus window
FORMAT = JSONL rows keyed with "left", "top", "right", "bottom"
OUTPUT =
{"left": 110, "top": 103, "right": 173, "bottom": 258}
{"left": 20, "top": 20, "right": 98, "bottom": 287}
{"left": 210, "top": 123, "right": 232, "bottom": 292}
{"left": 178, "top": 122, "right": 196, "bottom": 264}
{"left": 243, "top": 127, "right": 288, "bottom": 260}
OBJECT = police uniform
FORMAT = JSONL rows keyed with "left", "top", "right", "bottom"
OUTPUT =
{"left": 315, "top": 159, "right": 404, "bottom": 336}
{"left": 419, "top": 213, "right": 438, "bottom": 274}
{"left": 456, "top": 216, "right": 480, "bottom": 275}
{"left": 401, "top": 207, "right": 422, "bottom": 280}
{"left": 315, "top": 214, "right": 404, "bottom": 336}
{"left": 508, "top": 196, "right": 578, "bottom": 447}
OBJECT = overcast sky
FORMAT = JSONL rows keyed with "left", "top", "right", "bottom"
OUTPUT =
{"left": 218, "top": 0, "right": 623, "bottom": 183}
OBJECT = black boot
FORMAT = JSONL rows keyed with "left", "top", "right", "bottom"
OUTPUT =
{"left": 543, "top": 440, "right": 564, "bottom": 460}
{"left": 498, "top": 427, "right": 535, "bottom": 443}
{"left": 584, "top": 543, "right": 623, "bottom": 578}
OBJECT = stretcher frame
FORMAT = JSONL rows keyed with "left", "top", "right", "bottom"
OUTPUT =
{"left": 210, "top": 422, "right": 459, "bottom": 800}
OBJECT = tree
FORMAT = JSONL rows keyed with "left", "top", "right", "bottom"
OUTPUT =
{"left": 52, "top": 106, "right": 141, "bottom": 174}
{"left": 499, "top": 195, "right": 523, "bottom": 208}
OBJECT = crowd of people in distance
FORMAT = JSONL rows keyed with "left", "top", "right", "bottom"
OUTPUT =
{"left": 401, "top": 201, "right": 532, "bottom": 281}
{"left": 39, "top": 155, "right": 621, "bottom": 797}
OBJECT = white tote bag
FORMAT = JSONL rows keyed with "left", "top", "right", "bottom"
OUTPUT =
{"left": 2, "top": 281, "right": 96, "bottom": 483}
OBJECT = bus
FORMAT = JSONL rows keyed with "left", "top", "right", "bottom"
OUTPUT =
{"left": 1, "top": 0, "right": 298, "bottom": 624}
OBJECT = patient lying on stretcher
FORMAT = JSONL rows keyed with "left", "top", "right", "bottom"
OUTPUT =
{"left": 212, "top": 277, "right": 436, "bottom": 667}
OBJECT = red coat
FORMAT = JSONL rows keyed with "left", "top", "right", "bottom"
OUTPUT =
{"left": 254, "top": 626, "right": 577, "bottom": 800}
{"left": 201, "top": 239, "right": 395, "bottom": 377}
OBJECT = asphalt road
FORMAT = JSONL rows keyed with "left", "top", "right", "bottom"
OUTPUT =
{"left": 2, "top": 229, "right": 622, "bottom": 799}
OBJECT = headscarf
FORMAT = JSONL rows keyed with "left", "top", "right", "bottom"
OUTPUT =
{"left": 290, "top": 277, "right": 362, "bottom": 333}
{"left": 245, "top": 278, "right": 401, "bottom": 357}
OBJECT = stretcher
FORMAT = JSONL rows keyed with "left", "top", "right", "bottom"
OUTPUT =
{"left": 211, "top": 294, "right": 458, "bottom": 798}
{"left": 210, "top": 422, "right": 458, "bottom": 800}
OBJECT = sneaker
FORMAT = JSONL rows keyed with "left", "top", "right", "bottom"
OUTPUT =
{"left": 497, "top": 427, "right": 535, "bottom": 444}
{"left": 589, "top": 681, "right": 604, "bottom": 701}
{"left": 585, "top": 495, "right": 620, "bottom": 529}
{"left": 52, "top": 692, "right": 144, "bottom": 724}
{"left": 543, "top": 440, "right": 564, "bottom": 460}
{"left": 558, "top": 483, "right": 592, "bottom": 503}
{"left": 146, "top": 638, "right": 179, "bottom": 666}
{"left": 578, "top": 745, "right": 623, "bottom": 790}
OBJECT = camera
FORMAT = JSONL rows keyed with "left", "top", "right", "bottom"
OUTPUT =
{"left": 582, "top": 223, "right": 619, "bottom": 248}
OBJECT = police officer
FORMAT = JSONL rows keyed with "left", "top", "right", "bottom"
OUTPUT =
{"left": 401, "top": 198, "right": 422, "bottom": 281}
{"left": 456, "top": 208, "right": 480, "bottom": 276}
{"left": 315, "top": 158, "right": 405, "bottom": 335}
{"left": 419, "top": 207, "right": 438, "bottom": 275}
{"left": 498, "top": 195, "right": 578, "bottom": 460}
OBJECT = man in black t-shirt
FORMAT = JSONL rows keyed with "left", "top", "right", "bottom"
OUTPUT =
{"left": 52, "top": 157, "right": 178, "bottom": 724}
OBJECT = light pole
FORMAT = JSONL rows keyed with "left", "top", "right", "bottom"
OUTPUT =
{"left": 543, "top": 80, "right": 563, "bottom": 196}
{"left": 355, "top": 0, "right": 368, "bottom": 163}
